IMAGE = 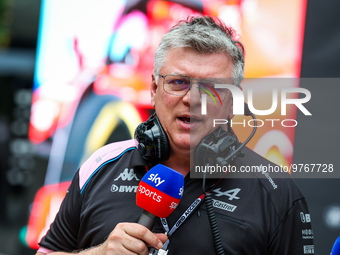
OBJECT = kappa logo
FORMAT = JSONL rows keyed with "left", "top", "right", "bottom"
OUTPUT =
{"left": 111, "top": 168, "right": 139, "bottom": 193}
{"left": 114, "top": 168, "right": 140, "bottom": 181}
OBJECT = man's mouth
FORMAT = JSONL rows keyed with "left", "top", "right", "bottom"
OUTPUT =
{"left": 179, "top": 117, "right": 200, "bottom": 124}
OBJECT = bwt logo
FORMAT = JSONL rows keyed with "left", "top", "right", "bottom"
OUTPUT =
{"left": 201, "top": 84, "right": 312, "bottom": 116}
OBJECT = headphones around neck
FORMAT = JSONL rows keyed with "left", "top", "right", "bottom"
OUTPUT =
{"left": 134, "top": 113, "right": 170, "bottom": 164}
{"left": 134, "top": 113, "right": 242, "bottom": 166}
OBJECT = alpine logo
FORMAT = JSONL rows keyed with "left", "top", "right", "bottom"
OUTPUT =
{"left": 114, "top": 168, "right": 139, "bottom": 181}
{"left": 212, "top": 188, "right": 241, "bottom": 201}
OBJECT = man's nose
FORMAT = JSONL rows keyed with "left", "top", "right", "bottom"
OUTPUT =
{"left": 182, "top": 84, "right": 201, "bottom": 105}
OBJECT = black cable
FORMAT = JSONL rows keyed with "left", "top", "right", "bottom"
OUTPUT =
{"left": 201, "top": 104, "right": 257, "bottom": 255}
{"left": 205, "top": 192, "right": 225, "bottom": 255}
{"left": 202, "top": 171, "right": 225, "bottom": 255}
{"left": 216, "top": 111, "right": 257, "bottom": 166}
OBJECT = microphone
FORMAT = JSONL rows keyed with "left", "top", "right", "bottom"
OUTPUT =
{"left": 331, "top": 236, "right": 340, "bottom": 255}
{"left": 136, "top": 164, "right": 184, "bottom": 229}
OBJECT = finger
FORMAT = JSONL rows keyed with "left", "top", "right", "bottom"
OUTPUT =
{"left": 146, "top": 233, "right": 168, "bottom": 249}
{"left": 122, "top": 237, "right": 149, "bottom": 255}
{"left": 154, "top": 233, "right": 168, "bottom": 244}
{"left": 106, "top": 224, "right": 148, "bottom": 255}
{"left": 122, "top": 223, "right": 164, "bottom": 250}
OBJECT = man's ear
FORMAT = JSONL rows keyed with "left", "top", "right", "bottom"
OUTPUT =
{"left": 151, "top": 74, "right": 157, "bottom": 108}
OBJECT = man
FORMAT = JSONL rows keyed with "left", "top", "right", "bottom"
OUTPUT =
{"left": 36, "top": 16, "right": 314, "bottom": 255}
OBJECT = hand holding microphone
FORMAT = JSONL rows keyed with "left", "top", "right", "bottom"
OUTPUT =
{"left": 93, "top": 164, "right": 183, "bottom": 255}
{"left": 136, "top": 164, "right": 184, "bottom": 229}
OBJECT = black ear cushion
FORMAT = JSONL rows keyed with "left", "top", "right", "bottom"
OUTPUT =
{"left": 134, "top": 113, "right": 170, "bottom": 164}
{"left": 153, "top": 115, "right": 170, "bottom": 161}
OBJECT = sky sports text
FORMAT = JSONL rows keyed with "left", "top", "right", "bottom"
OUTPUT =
{"left": 138, "top": 184, "right": 179, "bottom": 209}
{"left": 147, "top": 173, "right": 165, "bottom": 187}
{"left": 201, "top": 85, "right": 311, "bottom": 127}
{"left": 138, "top": 184, "right": 162, "bottom": 202}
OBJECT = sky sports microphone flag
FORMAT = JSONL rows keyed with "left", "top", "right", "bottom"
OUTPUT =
{"left": 331, "top": 236, "right": 340, "bottom": 255}
{"left": 136, "top": 164, "right": 184, "bottom": 220}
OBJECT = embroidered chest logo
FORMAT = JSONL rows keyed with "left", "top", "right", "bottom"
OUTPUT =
{"left": 111, "top": 168, "right": 139, "bottom": 193}
{"left": 114, "top": 168, "right": 140, "bottom": 181}
{"left": 211, "top": 188, "right": 241, "bottom": 213}
{"left": 300, "top": 212, "right": 311, "bottom": 223}
{"left": 212, "top": 188, "right": 241, "bottom": 200}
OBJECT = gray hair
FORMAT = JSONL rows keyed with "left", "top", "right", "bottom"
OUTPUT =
{"left": 154, "top": 16, "right": 245, "bottom": 86}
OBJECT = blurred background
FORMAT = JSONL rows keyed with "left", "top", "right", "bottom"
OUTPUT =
{"left": 0, "top": 0, "right": 339, "bottom": 254}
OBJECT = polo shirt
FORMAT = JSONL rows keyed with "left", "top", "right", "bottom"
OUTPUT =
{"left": 39, "top": 139, "right": 314, "bottom": 254}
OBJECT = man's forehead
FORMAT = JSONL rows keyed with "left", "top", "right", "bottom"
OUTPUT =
{"left": 166, "top": 73, "right": 233, "bottom": 83}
